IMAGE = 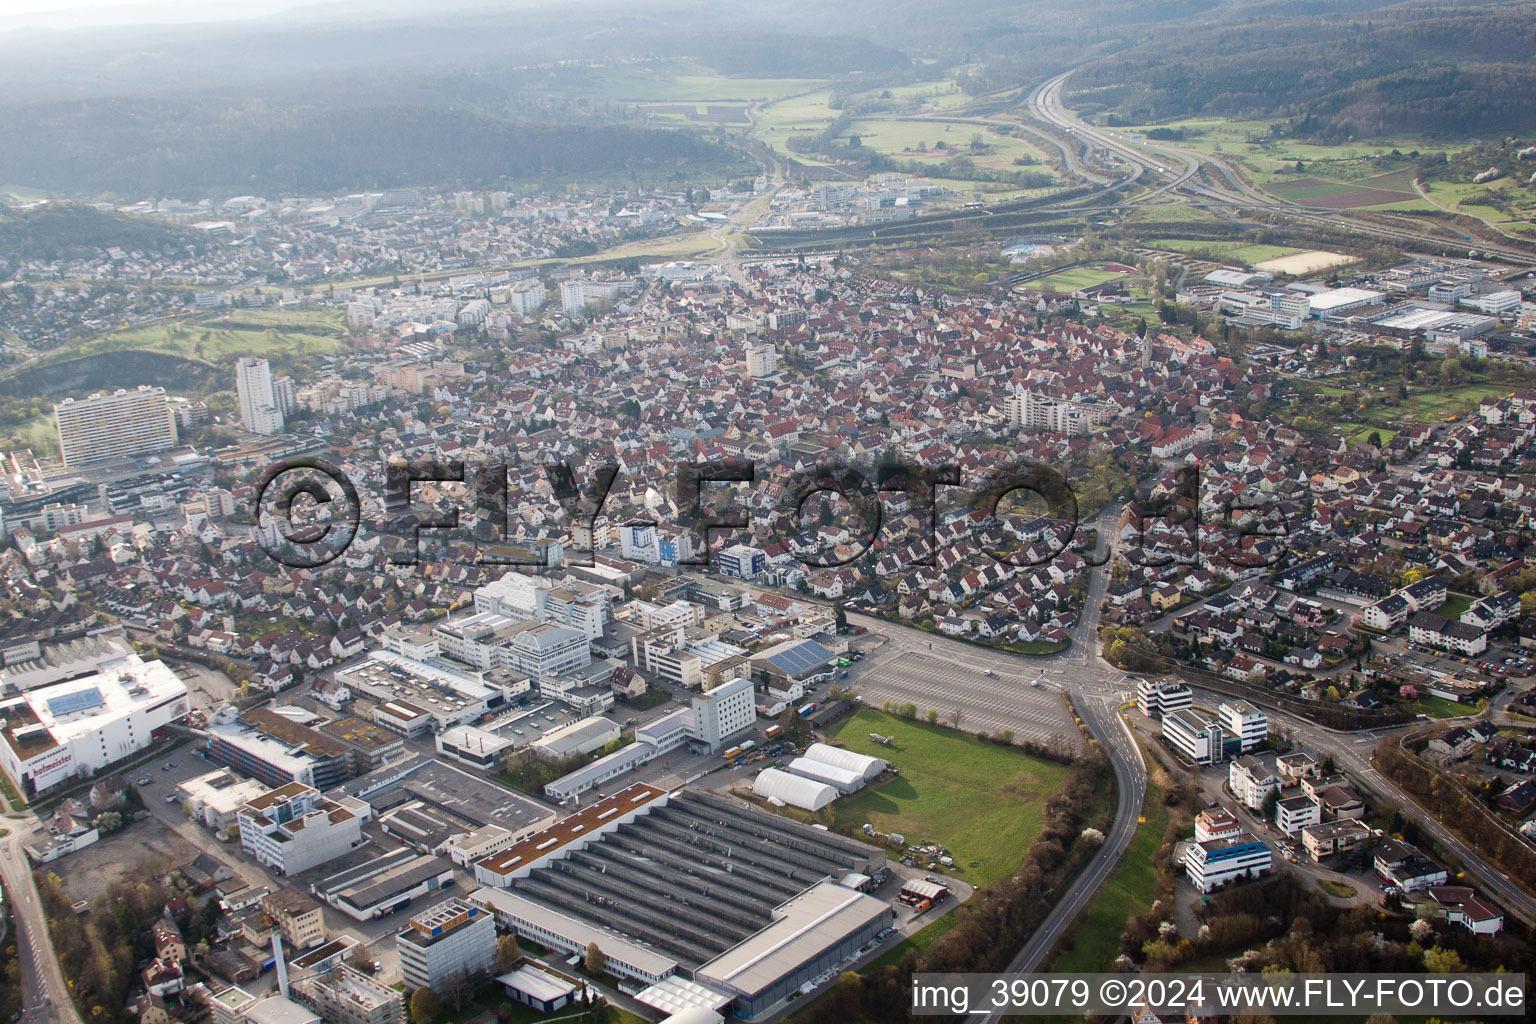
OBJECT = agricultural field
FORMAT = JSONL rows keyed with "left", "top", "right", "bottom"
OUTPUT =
{"left": 1109, "top": 116, "right": 1471, "bottom": 182}
{"left": 1418, "top": 178, "right": 1536, "bottom": 230}
{"left": 845, "top": 119, "right": 1048, "bottom": 173}
{"left": 541, "top": 60, "right": 823, "bottom": 104}
{"left": 824, "top": 709, "right": 1074, "bottom": 889}
{"left": 1016, "top": 262, "right": 1135, "bottom": 294}
{"left": 1266, "top": 170, "right": 1420, "bottom": 210}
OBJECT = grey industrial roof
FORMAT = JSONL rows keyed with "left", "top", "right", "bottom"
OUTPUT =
{"left": 695, "top": 880, "right": 890, "bottom": 996}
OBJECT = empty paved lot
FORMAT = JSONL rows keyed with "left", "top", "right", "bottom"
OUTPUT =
{"left": 855, "top": 650, "right": 1078, "bottom": 746}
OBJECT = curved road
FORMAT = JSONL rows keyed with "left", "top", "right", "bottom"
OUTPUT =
{"left": 1025, "top": 69, "right": 1536, "bottom": 265}
{"left": 848, "top": 505, "right": 1148, "bottom": 998}
{"left": 0, "top": 820, "right": 80, "bottom": 1024}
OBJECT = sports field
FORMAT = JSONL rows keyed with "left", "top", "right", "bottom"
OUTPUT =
{"left": 1016, "top": 263, "right": 1135, "bottom": 293}
{"left": 825, "top": 709, "right": 1073, "bottom": 889}
{"left": 1254, "top": 250, "right": 1355, "bottom": 275}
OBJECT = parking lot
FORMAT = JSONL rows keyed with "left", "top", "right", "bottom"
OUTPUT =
{"left": 853, "top": 649, "right": 1077, "bottom": 745}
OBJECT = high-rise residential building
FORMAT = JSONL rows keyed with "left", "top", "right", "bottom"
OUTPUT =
{"left": 396, "top": 897, "right": 496, "bottom": 992}
{"left": 236, "top": 357, "right": 285, "bottom": 435}
{"left": 272, "top": 375, "right": 298, "bottom": 416}
{"left": 688, "top": 674, "right": 755, "bottom": 753}
{"left": 745, "top": 343, "right": 778, "bottom": 378}
{"left": 54, "top": 387, "right": 178, "bottom": 467}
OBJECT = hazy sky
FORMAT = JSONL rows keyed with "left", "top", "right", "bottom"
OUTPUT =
{"left": 0, "top": 0, "right": 320, "bottom": 30}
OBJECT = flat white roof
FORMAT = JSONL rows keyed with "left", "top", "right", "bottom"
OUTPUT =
{"left": 634, "top": 976, "right": 733, "bottom": 1016}
{"left": 209, "top": 724, "right": 317, "bottom": 776}
{"left": 1310, "top": 287, "right": 1383, "bottom": 311}
{"left": 498, "top": 964, "right": 577, "bottom": 1004}
{"left": 27, "top": 654, "right": 186, "bottom": 744}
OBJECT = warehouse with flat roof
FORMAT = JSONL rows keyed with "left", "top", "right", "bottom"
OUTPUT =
{"left": 314, "top": 848, "right": 456, "bottom": 921}
{"left": 695, "top": 880, "right": 893, "bottom": 1016}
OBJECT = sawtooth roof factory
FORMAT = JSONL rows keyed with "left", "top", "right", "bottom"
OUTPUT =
{"left": 469, "top": 784, "right": 893, "bottom": 1018}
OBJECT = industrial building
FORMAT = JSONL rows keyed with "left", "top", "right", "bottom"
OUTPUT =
{"left": 0, "top": 651, "right": 190, "bottom": 798}
{"left": 290, "top": 963, "right": 403, "bottom": 1024}
{"left": 694, "top": 880, "right": 892, "bottom": 1016}
{"left": 541, "top": 708, "right": 694, "bottom": 803}
{"left": 688, "top": 674, "right": 755, "bottom": 753}
{"left": 178, "top": 770, "right": 272, "bottom": 834}
{"left": 470, "top": 786, "right": 888, "bottom": 1015}
{"left": 434, "top": 725, "right": 512, "bottom": 770}
{"left": 208, "top": 708, "right": 400, "bottom": 790}
{"left": 529, "top": 716, "right": 619, "bottom": 761}
{"left": 313, "top": 848, "right": 456, "bottom": 921}
{"left": 208, "top": 723, "right": 329, "bottom": 789}
{"left": 237, "top": 782, "right": 368, "bottom": 877}
{"left": 337, "top": 754, "right": 556, "bottom": 851}
{"left": 337, "top": 650, "right": 529, "bottom": 736}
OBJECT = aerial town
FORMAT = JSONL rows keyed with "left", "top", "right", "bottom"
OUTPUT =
{"left": 8, "top": 3, "right": 1536, "bottom": 1024}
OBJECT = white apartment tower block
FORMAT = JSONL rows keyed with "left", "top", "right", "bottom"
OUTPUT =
{"left": 236, "top": 357, "right": 285, "bottom": 435}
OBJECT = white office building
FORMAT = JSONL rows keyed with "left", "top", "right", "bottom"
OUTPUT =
{"left": 688, "top": 674, "right": 755, "bottom": 753}
{"left": 397, "top": 897, "right": 496, "bottom": 992}
{"left": 236, "top": 357, "right": 285, "bottom": 435}
{"left": 1217, "top": 700, "right": 1267, "bottom": 753}
{"left": 1160, "top": 709, "right": 1223, "bottom": 765}
{"left": 237, "top": 782, "right": 365, "bottom": 877}
{"left": 473, "top": 572, "right": 549, "bottom": 621}
{"left": 619, "top": 520, "right": 660, "bottom": 564}
{"left": 1184, "top": 831, "right": 1272, "bottom": 893}
{"left": 1135, "top": 679, "right": 1193, "bottom": 720}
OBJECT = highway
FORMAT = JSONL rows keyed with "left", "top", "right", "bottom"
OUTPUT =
{"left": 1024, "top": 69, "right": 1536, "bottom": 266}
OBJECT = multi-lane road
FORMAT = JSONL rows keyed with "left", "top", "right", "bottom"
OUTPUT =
{"left": 1217, "top": 688, "right": 1536, "bottom": 927}
{"left": 1025, "top": 69, "right": 1536, "bottom": 266}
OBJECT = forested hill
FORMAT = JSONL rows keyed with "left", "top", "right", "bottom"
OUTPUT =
{"left": 0, "top": 203, "right": 210, "bottom": 262}
{"left": 0, "top": 103, "right": 747, "bottom": 198}
{"left": 1064, "top": 1, "right": 1536, "bottom": 138}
